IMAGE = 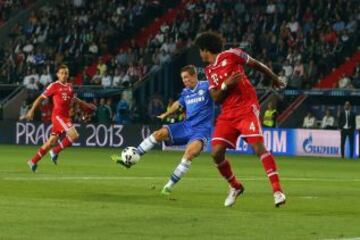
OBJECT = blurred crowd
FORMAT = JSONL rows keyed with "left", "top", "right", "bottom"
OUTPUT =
{"left": 0, "top": 0, "right": 177, "bottom": 87}
{"left": 19, "top": 90, "right": 185, "bottom": 125}
{"left": 337, "top": 63, "right": 360, "bottom": 89}
{"left": 5, "top": 0, "right": 360, "bottom": 125}
{"left": 0, "top": 0, "right": 34, "bottom": 26}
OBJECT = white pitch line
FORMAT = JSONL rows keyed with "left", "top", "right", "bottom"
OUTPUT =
{"left": 2, "top": 176, "right": 360, "bottom": 182}
{"left": 321, "top": 238, "right": 360, "bottom": 240}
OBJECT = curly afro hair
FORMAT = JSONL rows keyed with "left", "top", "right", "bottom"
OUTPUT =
{"left": 194, "top": 32, "right": 225, "bottom": 54}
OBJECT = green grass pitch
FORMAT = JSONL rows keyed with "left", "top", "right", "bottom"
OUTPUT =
{"left": 0, "top": 144, "right": 360, "bottom": 240}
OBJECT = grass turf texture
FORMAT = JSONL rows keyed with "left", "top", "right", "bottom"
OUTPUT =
{"left": 0, "top": 145, "right": 360, "bottom": 240}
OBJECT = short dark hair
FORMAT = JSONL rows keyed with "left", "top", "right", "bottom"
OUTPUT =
{"left": 194, "top": 32, "right": 225, "bottom": 54}
{"left": 57, "top": 64, "right": 69, "bottom": 72}
{"left": 180, "top": 65, "right": 197, "bottom": 76}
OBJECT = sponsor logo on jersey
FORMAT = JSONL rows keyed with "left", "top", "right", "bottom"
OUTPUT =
{"left": 186, "top": 96, "right": 205, "bottom": 105}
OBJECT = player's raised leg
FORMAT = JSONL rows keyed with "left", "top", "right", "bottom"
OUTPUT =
{"left": 136, "top": 127, "right": 168, "bottom": 156}
{"left": 27, "top": 134, "right": 59, "bottom": 172}
{"left": 251, "top": 141, "right": 286, "bottom": 207}
{"left": 49, "top": 126, "right": 79, "bottom": 164}
{"left": 161, "top": 139, "right": 203, "bottom": 195}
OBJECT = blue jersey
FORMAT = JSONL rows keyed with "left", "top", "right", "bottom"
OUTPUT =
{"left": 178, "top": 80, "right": 214, "bottom": 128}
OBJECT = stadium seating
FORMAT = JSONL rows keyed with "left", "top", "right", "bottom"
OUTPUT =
{"left": 0, "top": 0, "right": 180, "bottom": 86}
{"left": 0, "top": 0, "right": 34, "bottom": 26}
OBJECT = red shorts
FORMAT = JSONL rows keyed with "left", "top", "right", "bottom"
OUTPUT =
{"left": 51, "top": 115, "right": 73, "bottom": 136}
{"left": 211, "top": 106, "right": 263, "bottom": 149}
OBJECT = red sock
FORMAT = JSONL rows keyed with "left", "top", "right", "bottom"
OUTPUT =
{"left": 216, "top": 159, "right": 242, "bottom": 189}
{"left": 260, "top": 152, "right": 282, "bottom": 193}
{"left": 52, "top": 136, "right": 73, "bottom": 154}
{"left": 31, "top": 147, "right": 47, "bottom": 164}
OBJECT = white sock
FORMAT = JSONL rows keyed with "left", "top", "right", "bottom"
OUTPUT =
{"left": 137, "top": 134, "right": 159, "bottom": 155}
{"left": 164, "top": 158, "right": 192, "bottom": 189}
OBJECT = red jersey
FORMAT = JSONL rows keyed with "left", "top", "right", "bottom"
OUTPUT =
{"left": 205, "top": 48, "right": 259, "bottom": 117}
{"left": 41, "top": 81, "right": 74, "bottom": 119}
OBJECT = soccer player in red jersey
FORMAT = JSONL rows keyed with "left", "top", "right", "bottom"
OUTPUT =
{"left": 25, "top": 65, "right": 95, "bottom": 172}
{"left": 195, "top": 32, "right": 286, "bottom": 207}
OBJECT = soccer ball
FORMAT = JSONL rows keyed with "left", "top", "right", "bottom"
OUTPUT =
{"left": 121, "top": 147, "right": 140, "bottom": 166}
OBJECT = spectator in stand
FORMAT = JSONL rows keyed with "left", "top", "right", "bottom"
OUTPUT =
{"left": 19, "top": 101, "right": 29, "bottom": 121}
{"left": 288, "top": 71, "right": 303, "bottom": 89}
{"left": 91, "top": 70, "right": 102, "bottom": 85}
{"left": 352, "top": 70, "right": 360, "bottom": 88}
{"left": 23, "top": 69, "right": 33, "bottom": 87}
{"left": 262, "top": 102, "right": 277, "bottom": 128}
{"left": 1, "top": 0, "right": 360, "bottom": 94}
{"left": 303, "top": 59, "right": 318, "bottom": 88}
{"left": 112, "top": 68, "right": 123, "bottom": 87}
{"left": 127, "top": 62, "right": 142, "bottom": 84}
{"left": 148, "top": 95, "right": 164, "bottom": 123}
{"left": 97, "top": 58, "right": 107, "bottom": 76}
{"left": 39, "top": 68, "right": 53, "bottom": 89}
{"left": 105, "top": 98, "right": 113, "bottom": 121}
{"left": 278, "top": 70, "right": 288, "bottom": 87}
{"left": 81, "top": 67, "right": 91, "bottom": 85}
{"left": 303, "top": 112, "right": 317, "bottom": 129}
{"left": 25, "top": 77, "right": 39, "bottom": 90}
{"left": 158, "top": 49, "right": 171, "bottom": 65}
{"left": 282, "top": 59, "right": 293, "bottom": 79}
{"left": 96, "top": 98, "right": 111, "bottom": 124}
{"left": 115, "top": 96, "right": 130, "bottom": 124}
{"left": 321, "top": 109, "right": 335, "bottom": 129}
{"left": 293, "top": 59, "right": 304, "bottom": 78}
{"left": 101, "top": 70, "right": 112, "bottom": 88}
{"left": 0, "top": 1, "right": 34, "bottom": 25}
{"left": 130, "top": 99, "right": 140, "bottom": 123}
{"left": 338, "top": 74, "right": 353, "bottom": 89}
{"left": 338, "top": 101, "right": 356, "bottom": 158}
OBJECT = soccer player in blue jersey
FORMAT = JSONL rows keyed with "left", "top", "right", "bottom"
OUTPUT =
{"left": 115, "top": 65, "right": 214, "bottom": 195}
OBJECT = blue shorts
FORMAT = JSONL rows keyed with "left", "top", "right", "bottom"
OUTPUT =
{"left": 165, "top": 122, "right": 211, "bottom": 147}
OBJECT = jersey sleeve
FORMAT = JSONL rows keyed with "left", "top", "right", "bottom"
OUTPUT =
{"left": 227, "top": 48, "right": 250, "bottom": 65}
{"left": 41, "top": 83, "right": 56, "bottom": 98}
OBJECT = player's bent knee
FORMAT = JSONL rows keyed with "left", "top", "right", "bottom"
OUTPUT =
{"left": 67, "top": 128, "right": 79, "bottom": 141}
{"left": 153, "top": 128, "right": 169, "bottom": 141}
{"left": 211, "top": 145, "right": 225, "bottom": 162}
{"left": 251, "top": 142, "right": 266, "bottom": 156}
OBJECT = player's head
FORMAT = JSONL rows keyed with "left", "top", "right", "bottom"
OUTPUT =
{"left": 57, "top": 64, "right": 69, "bottom": 83}
{"left": 344, "top": 101, "right": 351, "bottom": 110}
{"left": 195, "top": 32, "right": 225, "bottom": 63}
{"left": 180, "top": 65, "right": 198, "bottom": 89}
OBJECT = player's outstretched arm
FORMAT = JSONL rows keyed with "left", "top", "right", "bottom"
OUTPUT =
{"left": 247, "top": 57, "right": 286, "bottom": 89}
{"left": 26, "top": 95, "right": 46, "bottom": 121}
{"left": 157, "top": 101, "right": 180, "bottom": 121}
{"left": 74, "top": 97, "right": 97, "bottom": 111}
